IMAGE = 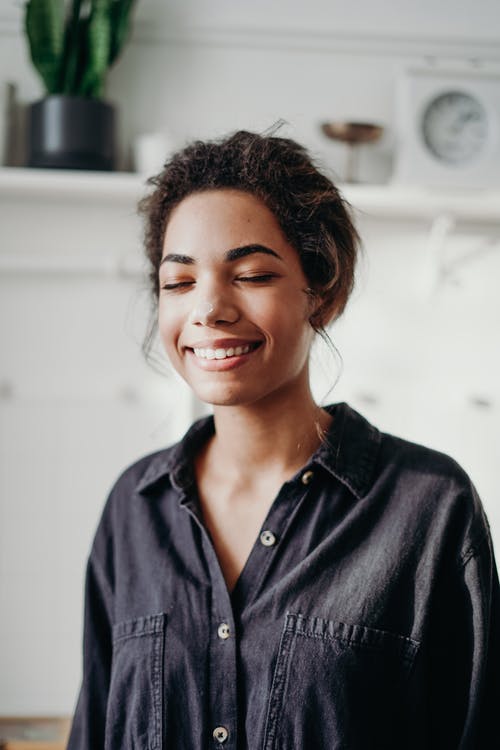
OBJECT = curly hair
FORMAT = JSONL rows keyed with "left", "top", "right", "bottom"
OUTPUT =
{"left": 137, "top": 125, "right": 360, "bottom": 364}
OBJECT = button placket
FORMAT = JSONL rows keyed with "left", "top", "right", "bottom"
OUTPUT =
{"left": 260, "top": 529, "right": 277, "bottom": 547}
{"left": 301, "top": 469, "right": 314, "bottom": 485}
{"left": 217, "top": 622, "right": 230, "bottom": 640}
{"left": 213, "top": 726, "right": 229, "bottom": 743}
{"left": 187, "top": 502, "right": 237, "bottom": 746}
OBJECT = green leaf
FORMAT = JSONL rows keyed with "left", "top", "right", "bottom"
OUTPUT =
{"left": 24, "top": 0, "right": 136, "bottom": 98}
{"left": 68, "top": 17, "right": 90, "bottom": 95}
{"left": 78, "top": 0, "right": 112, "bottom": 96}
{"left": 25, "top": 0, "right": 65, "bottom": 94}
{"left": 109, "top": 0, "right": 137, "bottom": 66}
{"left": 60, "top": 0, "right": 82, "bottom": 93}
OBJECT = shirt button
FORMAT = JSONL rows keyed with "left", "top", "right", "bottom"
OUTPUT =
{"left": 213, "top": 726, "right": 229, "bottom": 743}
{"left": 301, "top": 470, "right": 314, "bottom": 485}
{"left": 217, "top": 622, "right": 230, "bottom": 640}
{"left": 260, "top": 529, "right": 276, "bottom": 547}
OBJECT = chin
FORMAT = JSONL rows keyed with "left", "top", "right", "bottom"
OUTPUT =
{"left": 191, "top": 382, "right": 267, "bottom": 408}
{"left": 193, "top": 389, "right": 248, "bottom": 407}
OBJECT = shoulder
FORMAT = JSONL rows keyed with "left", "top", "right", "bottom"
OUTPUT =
{"left": 89, "top": 415, "right": 208, "bottom": 551}
{"left": 332, "top": 401, "right": 476, "bottom": 499}
{"left": 377, "top": 423, "right": 473, "bottom": 497}
{"left": 330, "top": 402, "right": 489, "bottom": 564}
{"left": 379, "top": 426, "right": 468, "bottom": 486}
{"left": 86, "top": 445, "right": 176, "bottom": 555}
{"left": 375, "top": 423, "right": 490, "bottom": 563}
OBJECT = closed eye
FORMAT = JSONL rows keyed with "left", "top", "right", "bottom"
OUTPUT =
{"left": 161, "top": 281, "right": 195, "bottom": 291}
{"left": 160, "top": 273, "right": 280, "bottom": 290}
{"left": 236, "top": 273, "right": 280, "bottom": 283}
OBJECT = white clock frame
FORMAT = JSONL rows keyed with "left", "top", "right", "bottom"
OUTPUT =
{"left": 392, "top": 68, "right": 500, "bottom": 189}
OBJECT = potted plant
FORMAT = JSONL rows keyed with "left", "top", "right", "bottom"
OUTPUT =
{"left": 24, "top": 0, "right": 137, "bottom": 170}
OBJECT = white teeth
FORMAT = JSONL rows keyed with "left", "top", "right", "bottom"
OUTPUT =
{"left": 193, "top": 344, "right": 252, "bottom": 359}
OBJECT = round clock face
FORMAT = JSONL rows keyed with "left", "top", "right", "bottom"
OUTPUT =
{"left": 421, "top": 90, "right": 488, "bottom": 164}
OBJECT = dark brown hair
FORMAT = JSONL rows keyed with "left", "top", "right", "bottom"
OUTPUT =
{"left": 137, "top": 124, "right": 360, "bottom": 364}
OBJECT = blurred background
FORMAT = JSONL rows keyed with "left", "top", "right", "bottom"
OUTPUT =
{"left": 0, "top": 0, "right": 499, "bottom": 729}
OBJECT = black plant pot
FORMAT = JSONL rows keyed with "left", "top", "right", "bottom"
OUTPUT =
{"left": 28, "top": 95, "right": 116, "bottom": 171}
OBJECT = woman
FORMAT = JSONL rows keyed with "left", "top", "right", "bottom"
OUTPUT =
{"left": 68, "top": 129, "right": 499, "bottom": 749}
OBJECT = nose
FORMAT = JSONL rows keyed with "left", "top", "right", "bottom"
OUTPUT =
{"left": 190, "top": 300, "right": 215, "bottom": 324}
{"left": 189, "top": 285, "right": 239, "bottom": 326}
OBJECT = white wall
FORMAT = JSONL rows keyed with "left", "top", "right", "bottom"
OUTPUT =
{"left": 0, "top": 0, "right": 499, "bottom": 716}
{"left": 0, "top": 183, "right": 196, "bottom": 713}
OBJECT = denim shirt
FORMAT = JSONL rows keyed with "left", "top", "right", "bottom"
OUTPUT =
{"left": 67, "top": 402, "right": 499, "bottom": 750}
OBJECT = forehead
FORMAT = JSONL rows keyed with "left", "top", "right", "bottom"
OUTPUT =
{"left": 162, "top": 189, "right": 292, "bottom": 255}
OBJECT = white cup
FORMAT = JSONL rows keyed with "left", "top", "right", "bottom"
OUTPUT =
{"left": 132, "top": 131, "right": 177, "bottom": 175}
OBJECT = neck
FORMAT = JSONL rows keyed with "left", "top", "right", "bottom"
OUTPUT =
{"left": 208, "top": 384, "right": 332, "bottom": 482}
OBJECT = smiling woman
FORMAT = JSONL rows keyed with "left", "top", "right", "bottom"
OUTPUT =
{"left": 157, "top": 189, "right": 318, "bottom": 409}
{"left": 67, "top": 128, "right": 500, "bottom": 750}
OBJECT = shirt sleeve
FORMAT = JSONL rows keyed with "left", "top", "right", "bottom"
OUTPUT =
{"left": 427, "top": 526, "right": 500, "bottom": 749}
{"left": 66, "top": 552, "right": 113, "bottom": 750}
{"left": 457, "top": 531, "right": 500, "bottom": 748}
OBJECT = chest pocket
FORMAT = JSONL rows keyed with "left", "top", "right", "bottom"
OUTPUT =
{"left": 263, "top": 612, "right": 419, "bottom": 750}
{"left": 105, "top": 613, "right": 166, "bottom": 750}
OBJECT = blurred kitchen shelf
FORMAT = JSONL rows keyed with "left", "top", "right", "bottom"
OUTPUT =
{"left": 0, "top": 167, "right": 499, "bottom": 222}
{"left": 0, "top": 166, "right": 149, "bottom": 202}
{"left": 344, "top": 184, "right": 500, "bottom": 224}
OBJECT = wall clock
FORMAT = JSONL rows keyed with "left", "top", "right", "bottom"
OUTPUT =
{"left": 392, "top": 68, "right": 500, "bottom": 188}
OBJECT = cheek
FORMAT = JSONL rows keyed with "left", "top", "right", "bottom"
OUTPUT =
{"left": 255, "top": 294, "right": 311, "bottom": 340}
{"left": 158, "top": 305, "right": 183, "bottom": 358}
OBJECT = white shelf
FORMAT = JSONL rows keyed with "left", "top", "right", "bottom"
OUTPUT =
{"left": 0, "top": 167, "right": 499, "bottom": 222}
{"left": 342, "top": 183, "right": 500, "bottom": 223}
{"left": 0, "top": 166, "right": 150, "bottom": 202}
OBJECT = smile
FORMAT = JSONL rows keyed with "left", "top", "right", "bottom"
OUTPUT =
{"left": 193, "top": 342, "right": 261, "bottom": 360}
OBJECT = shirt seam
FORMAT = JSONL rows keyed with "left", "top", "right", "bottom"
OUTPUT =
{"left": 459, "top": 528, "right": 491, "bottom": 569}
{"left": 89, "top": 549, "right": 115, "bottom": 618}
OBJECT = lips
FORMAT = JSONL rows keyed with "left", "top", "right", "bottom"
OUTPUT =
{"left": 185, "top": 339, "right": 263, "bottom": 368}
{"left": 193, "top": 342, "right": 261, "bottom": 360}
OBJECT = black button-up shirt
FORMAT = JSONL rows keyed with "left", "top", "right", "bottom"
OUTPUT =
{"left": 67, "top": 402, "right": 500, "bottom": 749}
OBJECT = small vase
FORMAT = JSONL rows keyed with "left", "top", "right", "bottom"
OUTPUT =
{"left": 28, "top": 95, "right": 116, "bottom": 171}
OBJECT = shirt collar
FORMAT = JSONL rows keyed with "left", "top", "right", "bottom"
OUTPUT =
{"left": 135, "top": 401, "right": 381, "bottom": 500}
{"left": 313, "top": 402, "right": 381, "bottom": 499}
{"left": 135, "top": 415, "right": 214, "bottom": 494}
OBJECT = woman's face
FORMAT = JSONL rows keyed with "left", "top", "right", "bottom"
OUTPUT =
{"left": 158, "top": 188, "right": 316, "bottom": 407}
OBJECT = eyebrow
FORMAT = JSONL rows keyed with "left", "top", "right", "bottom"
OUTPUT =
{"left": 159, "top": 244, "right": 283, "bottom": 267}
